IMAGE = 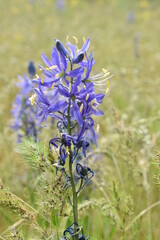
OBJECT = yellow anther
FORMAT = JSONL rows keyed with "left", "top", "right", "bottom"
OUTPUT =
{"left": 106, "top": 81, "right": 110, "bottom": 93}
{"left": 73, "top": 36, "right": 78, "bottom": 44}
{"left": 49, "top": 65, "right": 57, "bottom": 70}
{"left": 69, "top": 83, "right": 72, "bottom": 93}
{"left": 36, "top": 74, "right": 39, "bottom": 78}
{"left": 41, "top": 78, "right": 43, "bottom": 84}
{"left": 84, "top": 85, "right": 86, "bottom": 90}
{"left": 77, "top": 86, "right": 81, "bottom": 92}
{"left": 66, "top": 98, "right": 69, "bottom": 103}
{"left": 86, "top": 94, "right": 89, "bottom": 101}
{"left": 80, "top": 103, "right": 83, "bottom": 112}
{"left": 29, "top": 94, "right": 37, "bottom": 106}
{"left": 56, "top": 73, "right": 59, "bottom": 78}
{"left": 102, "top": 68, "right": 108, "bottom": 73}
{"left": 52, "top": 82, "right": 55, "bottom": 89}
{"left": 83, "top": 36, "right": 86, "bottom": 43}
{"left": 66, "top": 35, "right": 69, "bottom": 42}
{"left": 39, "top": 68, "right": 42, "bottom": 72}
{"left": 104, "top": 72, "right": 110, "bottom": 77}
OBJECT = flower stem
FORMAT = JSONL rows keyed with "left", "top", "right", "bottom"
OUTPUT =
{"left": 67, "top": 61, "right": 78, "bottom": 240}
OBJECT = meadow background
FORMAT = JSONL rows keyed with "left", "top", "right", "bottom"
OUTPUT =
{"left": 0, "top": 0, "right": 160, "bottom": 239}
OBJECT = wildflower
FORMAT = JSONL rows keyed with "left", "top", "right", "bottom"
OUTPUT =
{"left": 32, "top": 37, "right": 111, "bottom": 238}
{"left": 11, "top": 72, "right": 39, "bottom": 142}
{"left": 34, "top": 86, "right": 67, "bottom": 124}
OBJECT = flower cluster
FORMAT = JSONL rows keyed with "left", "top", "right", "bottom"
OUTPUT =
{"left": 32, "top": 37, "right": 110, "bottom": 161}
{"left": 31, "top": 37, "right": 111, "bottom": 239}
{"left": 11, "top": 62, "right": 39, "bottom": 143}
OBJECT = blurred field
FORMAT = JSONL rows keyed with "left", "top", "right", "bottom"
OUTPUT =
{"left": 0, "top": 0, "right": 160, "bottom": 239}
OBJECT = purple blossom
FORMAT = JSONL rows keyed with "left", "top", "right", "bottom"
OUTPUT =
{"left": 32, "top": 37, "right": 111, "bottom": 155}
{"left": 11, "top": 71, "right": 39, "bottom": 142}
{"left": 32, "top": 46, "right": 84, "bottom": 89}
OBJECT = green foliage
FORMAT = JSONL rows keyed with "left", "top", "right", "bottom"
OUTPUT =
{"left": 19, "top": 137, "right": 55, "bottom": 169}
{"left": 0, "top": 185, "right": 33, "bottom": 220}
{"left": 19, "top": 138, "right": 71, "bottom": 218}
{"left": 153, "top": 150, "right": 160, "bottom": 190}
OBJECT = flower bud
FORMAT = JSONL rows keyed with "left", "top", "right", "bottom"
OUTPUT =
{"left": 55, "top": 39, "right": 68, "bottom": 57}
{"left": 28, "top": 61, "right": 36, "bottom": 78}
{"left": 73, "top": 52, "right": 84, "bottom": 64}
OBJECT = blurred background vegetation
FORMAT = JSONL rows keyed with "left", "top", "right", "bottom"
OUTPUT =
{"left": 0, "top": 0, "right": 160, "bottom": 239}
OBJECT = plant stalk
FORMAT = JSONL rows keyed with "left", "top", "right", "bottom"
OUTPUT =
{"left": 67, "top": 61, "right": 78, "bottom": 240}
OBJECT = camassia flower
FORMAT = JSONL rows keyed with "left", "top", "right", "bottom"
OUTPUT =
{"left": 32, "top": 37, "right": 111, "bottom": 239}
{"left": 32, "top": 36, "right": 111, "bottom": 157}
{"left": 33, "top": 46, "right": 84, "bottom": 88}
{"left": 11, "top": 67, "right": 39, "bottom": 142}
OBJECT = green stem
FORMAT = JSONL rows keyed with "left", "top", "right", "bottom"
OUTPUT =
{"left": 67, "top": 61, "right": 78, "bottom": 240}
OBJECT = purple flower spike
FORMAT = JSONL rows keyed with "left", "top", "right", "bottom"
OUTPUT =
{"left": 31, "top": 36, "right": 112, "bottom": 238}
{"left": 11, "top": 69, "right": 40, "bottom": 142}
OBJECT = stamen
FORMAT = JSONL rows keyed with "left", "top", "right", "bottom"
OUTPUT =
{"left": 106, "top": 81, "right": 110, "bottom": 93}
{"left": 92, "top": 74, "right": 113, "bottom": 83}
{"left": 91, "top": 72, "right": 110, "bottom": 81}
{"left": 102, "top": 68, "right": 109, "bottom": 73}
{"left": 29, "top": 94, "right": 37, "bottom": 105}
{"left": 36, "top": 74, "right": 39, "bottom": 78}
{"left": 80, "top": 103, "right": 83, "bottom": 112}
{"left": 96, "top": 124, "right": 100, "bottom": 133}
{"left": 84, "top": 85, "right": 86, "bottom": 90}
{"left": 69, "top": 83, "right": 71, "bottom": 93}
{"left": 48, "top": 65, "right": 57, "bottom": 70}
{"left": 83, "top": 36, "right": 86, "bottom": 43}
{"left": 52, "top": 82, "right": 55, "bottom": 89}
{"left": 90, "top": 72, "right": 104, "bottom": 79}
{"left": 86, "top": 94, "right": 89, "bottom": 101}
{"left": 104, "top": 72, "right": 110, "bottom": 77}
{"left": 94, "top": 83, "right": 106, "bottom": 86}
{"left": 41, "top": 78, "right": 44, "bottom": 84}
{"left": 56, "top": 73, "right": 59, "bottom": 79}
{"left": 66, "top": 35, "right": 69, "bottom": 42}
{"left": 77, "top": 86, "right": 81, "bottom": 92}
{"left": 73, "top": 36, "right": 78, "bottom": 44}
